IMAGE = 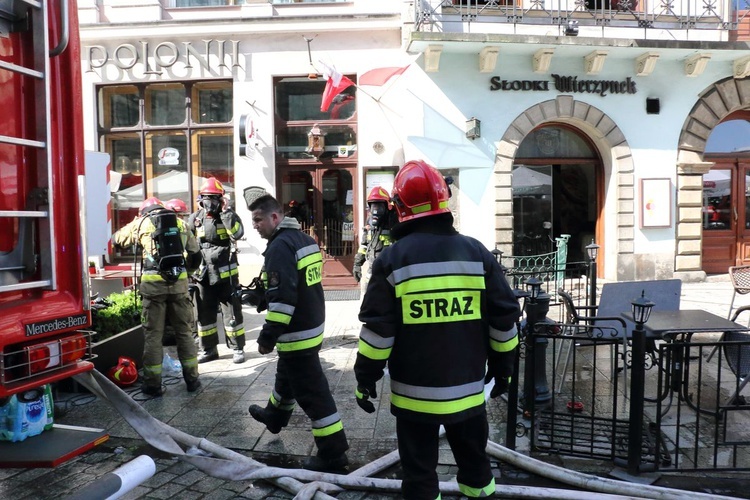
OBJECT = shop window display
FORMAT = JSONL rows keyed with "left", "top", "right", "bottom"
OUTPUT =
{"left": 98, "top": 81, "right": 233, "bottom": 258}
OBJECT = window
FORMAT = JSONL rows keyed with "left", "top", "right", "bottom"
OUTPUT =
{"left": 274, "top": 76, "right": 357, "bottom": 161}
{"left": 99, "top": 81, "right": 233, "bottom": 257}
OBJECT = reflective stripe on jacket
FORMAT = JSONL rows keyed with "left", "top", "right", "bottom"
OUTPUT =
{"left": 188, "top": 208, "right": 244, "bottom": 285}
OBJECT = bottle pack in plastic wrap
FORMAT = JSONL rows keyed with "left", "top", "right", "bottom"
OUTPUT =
{"left": 0, "top": 385, "right": 54, "bottom": 442}
{"left": 162, "top": 353, "right": 182, "bottom": 377}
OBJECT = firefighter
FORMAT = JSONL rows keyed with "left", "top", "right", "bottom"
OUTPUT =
{"left": 113, "top": 197, "right": 202, "bottom": 396}
{"left": 352, "top": 186, "right": 396, "bottom": 295}
{"left": 164, "top": 198, "right": 189, "bottom": 216}
{"left": 188, "top": 177, "right": 247, "bottom": 364}
{"left": 247, "top": 194, "right": 349, "bottom": 473}
{"left": 353, "top": 160, "right": 521, "bottom": 499}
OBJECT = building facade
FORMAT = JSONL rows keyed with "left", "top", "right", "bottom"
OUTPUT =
{"left": 77, "top": 0, "right": 750, "bottom": 285}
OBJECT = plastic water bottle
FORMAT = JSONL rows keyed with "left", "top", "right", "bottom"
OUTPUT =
{"left": 162, "top": 353, "right": 182, "bottom": 377}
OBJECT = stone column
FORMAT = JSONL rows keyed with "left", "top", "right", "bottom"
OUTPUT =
{"left": 675, "top": 161, "right": 713, "bottom": 282}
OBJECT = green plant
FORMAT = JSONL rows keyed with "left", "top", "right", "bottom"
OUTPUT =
{"left": 91, "top": 291, "right": 141, "bottom": 343}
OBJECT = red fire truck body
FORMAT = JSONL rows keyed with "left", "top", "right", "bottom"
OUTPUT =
{"left": 0, "top": 0, "right": 94, "bottom": 398}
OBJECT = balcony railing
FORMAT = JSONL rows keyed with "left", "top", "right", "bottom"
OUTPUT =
{"left": 161, "top": 0, "right": 347, "bottom": 8}
{"left": 414, "top": 0, "right": 750, "bottom": 34}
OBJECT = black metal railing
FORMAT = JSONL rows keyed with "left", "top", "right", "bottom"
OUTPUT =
{"left": 510, "top": 320, "right": 750, "bottom": 473}
{"left": 414, "top": 0, "right": 747, "bottom": 33}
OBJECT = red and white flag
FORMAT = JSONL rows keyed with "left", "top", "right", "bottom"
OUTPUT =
{"left": 359, "top": 66, "right": 409, "bottom": 87}
{"left": 319, "top": 62, "right": 355, "bottom": 112}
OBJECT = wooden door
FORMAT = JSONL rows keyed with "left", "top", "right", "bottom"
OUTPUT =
{"left": 700, "top": 162, "right": 750, "bottom": 274}
{"left": 279, "top": 166, "right": 358, "bottom": 288}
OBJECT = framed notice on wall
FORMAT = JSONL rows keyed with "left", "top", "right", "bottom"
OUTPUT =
{"left": 640, "top": 178, "right": 672, "bottom": 228}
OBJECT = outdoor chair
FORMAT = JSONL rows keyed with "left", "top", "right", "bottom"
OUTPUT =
{"left": 727, "top": 265, "right": 750, "bottom": 322}
{"left": 723, "top": 306, "right": 750, "bottom": 406}
{"left": 556, "top": 279, "right": 682, "bottom": 396}
{"left": 556, "top": 289, "right": 627, "bottom": 394}
{"left": 706, "top": 265, "right": 750, "bottom": 362}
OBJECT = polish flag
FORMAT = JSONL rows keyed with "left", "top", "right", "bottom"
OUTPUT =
{"left": 320, "top": 62, "right": 355, "bottom": 112}
{"left": 359, "top": 66, "right": 409, "bottom": 87}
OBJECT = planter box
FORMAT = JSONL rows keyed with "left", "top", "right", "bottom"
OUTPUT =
{"left": 91, "top": 324, "right": 144, "bottom": 374}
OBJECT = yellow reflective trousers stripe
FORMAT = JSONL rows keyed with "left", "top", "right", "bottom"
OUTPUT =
{"left": 311, "top": 420, "right": 344, "bottom": 438}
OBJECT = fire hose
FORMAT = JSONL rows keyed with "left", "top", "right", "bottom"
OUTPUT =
{"left": 71, "top": 369, "right": 741, "bottom": 500}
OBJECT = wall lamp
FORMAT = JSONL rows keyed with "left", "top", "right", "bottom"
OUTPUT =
{"left": 565, "top": 19, "right": 579, "bottom": 36}
{"left": 466, "top": 117, "right": 481, "bottom": 140}
{"left": 307, "top": 124, "right": 325, "bottom": 159}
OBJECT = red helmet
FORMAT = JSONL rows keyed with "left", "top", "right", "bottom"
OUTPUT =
{"left": 164, "top": 198, "right": 188, "bottom": 214}
{"left": 367, "top": 186, "right": 391, "bottom": 204}
{"left": 139, "top": 197, "right": 163, "bottom": 215}
{"left": 199, "top": 177, "right": 225, "bottom": 196}
{"left": 391, "top": 160, "right": 451, "bottom": 222}
{"left": 107, "top": 356, "right": 138, "bottom": 387}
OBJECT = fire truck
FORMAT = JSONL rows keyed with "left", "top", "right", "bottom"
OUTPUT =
{"left": 0, "top": 0, "right": 94, "bottom": 399}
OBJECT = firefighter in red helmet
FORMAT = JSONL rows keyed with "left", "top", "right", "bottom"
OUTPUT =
{"left": 113, "top": 196, "right": 202, "bottom": 396}
{"left": 188, "top": 177, "right": 247, "bottom": 364}
{"left": 352, "top": 186, "right": 396, "bottom": 295}
{"left": 164, "top": 198, "right": 189, "bottom": 216}
{"left": 353, "top": 160, "right": 520, "bottom": 499}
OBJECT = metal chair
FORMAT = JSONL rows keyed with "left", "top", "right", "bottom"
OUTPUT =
{"left": 723, "top": 306, "right": 750, "bottom": 405}
{"left": 556, "top": 289, "right": 627, "bottom": 394}
{"left": 706, "top": 265, "right": 750, "bottom": 362}
{"left": 727, "top": 265, "right": 750, "bottom": 321}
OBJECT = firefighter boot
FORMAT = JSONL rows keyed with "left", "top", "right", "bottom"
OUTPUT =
{"left": 183, "top": 367, "right": 201, "bottom": 392}
{"left": 197, "top": 347, "right": 219, "bottom": 363}
{"left": 248, "top": 404, "right": 291, "bottom": 434}
{"left": 232, "top": 349, "right": 245, "bottom": 364}
{"left": 302, "top": 453, "right": 349, "bottom": 473}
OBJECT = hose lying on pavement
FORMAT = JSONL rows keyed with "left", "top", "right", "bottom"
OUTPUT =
{"left": 73, "top": 370, "right": 739, "bottom": 500}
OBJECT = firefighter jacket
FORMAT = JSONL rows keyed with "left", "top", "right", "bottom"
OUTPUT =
{"left": 113, "top": 213, "right": 200, "bottom": 297}
{"left": 188, "top": 207, "right": 244, "bottom": 286}
{"left": 354, "top": 212, "right": 396, "bottom": 270}
{"left": 258, "top": 216, "right": 325, "bottom": 357}
{"left": 354, "top": 215, "right": 521, "bottom": 424}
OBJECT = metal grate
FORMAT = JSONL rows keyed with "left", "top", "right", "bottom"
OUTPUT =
{"left": 324, "top": 289, "right": 360, "bottom": 301}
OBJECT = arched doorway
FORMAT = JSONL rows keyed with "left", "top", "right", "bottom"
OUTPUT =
{"left": 512, "top": 125, "right": 602, "bottom": 266}
{"left": 702, "top": 114, "right": 750, "bottom": 273}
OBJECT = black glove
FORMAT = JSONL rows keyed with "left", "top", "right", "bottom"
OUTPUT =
{"left": 489, "top": 376, "right": 510, "bottom": 398}
{"left": 353, "top": 265, "right": 362, "bottom": 282}
{"left": 484, "top": 364, "right": 510, "bottom": 398}
{"left": 355, "top": 383, "right": 377, "bottom": 413}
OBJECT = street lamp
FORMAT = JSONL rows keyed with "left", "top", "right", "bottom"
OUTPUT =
{"left": 522, "top": 277, "right": 551, "bottom": 415}
{"left": 586, "top": 239, "right": 600, "bottom": 307}
{"left": 526, "top": 277, "right": 543, "bottom": 300}
{"left": 626, "top": 290, "right": 655, "bottom": 475}
{"left": 505, "top": 286, "right": 530, "bottom": 451}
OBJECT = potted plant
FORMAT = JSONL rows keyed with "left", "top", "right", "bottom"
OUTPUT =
{"left": 90, "top": 290, "right": 143, "bottom": 373}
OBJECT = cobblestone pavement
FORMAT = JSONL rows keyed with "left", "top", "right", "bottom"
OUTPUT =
{"left": 2, "top": 277, "right": 750, "bottom": 499}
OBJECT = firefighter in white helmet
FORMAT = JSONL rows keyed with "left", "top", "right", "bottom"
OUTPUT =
{"left": 353, "top": 160, "right": 520, "bottom": 499}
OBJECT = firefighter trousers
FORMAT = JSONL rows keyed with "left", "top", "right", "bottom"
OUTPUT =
{"left": 141, "top": 291, "right": 199, "bottom": 388}
{"left": 263, "top": 354, "right": 348, "bottom": 459}
{"left": 195, "top": 280, "right": 245, "bottom": 351}
{"left": 396, "top": 412, "right": 494, "bottom": 499}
